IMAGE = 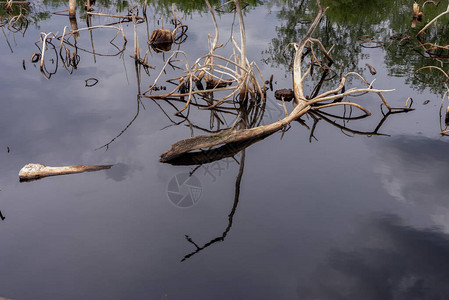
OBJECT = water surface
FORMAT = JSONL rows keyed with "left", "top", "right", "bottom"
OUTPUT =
{"left": 1, "top": 1, "right": 449, "bottom": 299}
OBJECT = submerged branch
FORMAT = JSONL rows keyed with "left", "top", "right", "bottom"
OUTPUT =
{"left": 182, "top": 150, "right": 246, "bottom": 262}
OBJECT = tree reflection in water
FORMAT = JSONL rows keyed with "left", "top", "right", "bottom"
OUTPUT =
{"left": 265, "top": 0, "right": 449, "bottom": 94}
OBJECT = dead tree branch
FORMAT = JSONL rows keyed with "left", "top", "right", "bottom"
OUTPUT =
{"left": 159, "top": 0, "right": 412, "bottom": 162}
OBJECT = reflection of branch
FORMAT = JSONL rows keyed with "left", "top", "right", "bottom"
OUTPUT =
{"left": 160, "top": 0, "right": 412, "bottom": 162}
{"left": 439, "top": 86, "right": 449, "bottom": 134}
{"left": 163, "top": 137, "right": 262, "bottom": 166}
{"left": 1, "top": 26, "right": 13, "bottom": 52}
{"left": 308, "top": 108, "right": 412, "bottom": 138}
{"left": 97, "top": 62, "right": 143, "bottom": 150}
{"left": 96, "top": 99, "right": 142, "bottom": 151}
{"left": 417, "top": 3, "right": 449, "bottom": 38}
{"left": 182, "top": 150, "right": 245, "bottom": 262}
{"left": 38, "top": 32, "right": 59, "bottom": 79}
{"left": 33, "top": 23, "right": 127, "bottom": 79}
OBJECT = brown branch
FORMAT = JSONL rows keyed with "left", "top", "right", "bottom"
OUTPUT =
{"left": 417, "top": 3, "right": 449, "bottom": 37}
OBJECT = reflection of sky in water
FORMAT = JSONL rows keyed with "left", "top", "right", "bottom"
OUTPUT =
{"left": 370, "top": 135, "right": 449, "bottom": 231}
{"left": 1, "top": 2, "right": 449, "bottom": 300}
{"left": 298, "top": 214, "right": 449, "bottom": 300}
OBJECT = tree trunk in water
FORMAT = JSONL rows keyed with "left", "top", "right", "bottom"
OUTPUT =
{"left": 69, "top": 16, "right": 79, "bottom": 38}
{"left": 69, "top": 0, "right": 76, "bottom": 17}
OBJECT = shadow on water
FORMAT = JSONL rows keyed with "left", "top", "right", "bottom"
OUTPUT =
{"left": 181, "top": 149, "right": 246, "bottom": 262}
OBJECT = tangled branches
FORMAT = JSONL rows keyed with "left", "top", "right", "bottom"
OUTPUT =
{"left": 141, "top": 0, "right": 265, "bottom": 116}
{"left": 159, "top": 0, "right": 413, "bottom": 162}
{"left": 32, "top": 21, "right": 127, "bottom": 79}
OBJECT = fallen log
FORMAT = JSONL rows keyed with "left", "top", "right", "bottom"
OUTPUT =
{"left": 160, "top": 98, "right": 311, "bottom": 162}
{"left": 19, "top": 163, "right": 113, "bottom": 182}
{"left": 159, "top": 0, "right": 409, "bottom": 163}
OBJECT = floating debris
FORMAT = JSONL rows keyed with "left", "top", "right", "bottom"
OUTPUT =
{"left": 19, "top": 163, "right": 113, "bottom": 182}
{"left": 366, "top": 63, "right": 377, "bottom": 75}
{"left": 148, "top": 29, "right": 174, "bottom": 52}
{"left": 274, "top": 89, "right": 294, "bottom": 102}
{"left": 423, "top": 100, "right": 430, "bottom": 105}
{"left": 85, "top": 78, "right": 98, "bottom": 87}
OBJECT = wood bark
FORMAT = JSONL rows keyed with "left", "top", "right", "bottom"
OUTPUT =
{"left": 19, "top": 163, "right": 113, "bottom": 182}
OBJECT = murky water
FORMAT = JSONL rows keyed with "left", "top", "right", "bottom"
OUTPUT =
{"left": 1, "top": 1, "right": 449, "bottom": 299}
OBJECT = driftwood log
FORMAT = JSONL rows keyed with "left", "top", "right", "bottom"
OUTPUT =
{"left": 19, "top": 163, "right": 113, "bottom": 182}
{"left": 159, "top": 0, "right": 411, "bottom": 162}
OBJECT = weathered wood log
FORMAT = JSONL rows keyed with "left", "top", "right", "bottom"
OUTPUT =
{"left": 19, "top": 163, "right": 113, "bottom": 182}
{"left": 164, "top": 138, "right": 267, "bottom": 165}
{"left": 160, "top": 102, "right": 310, "bottom": 162}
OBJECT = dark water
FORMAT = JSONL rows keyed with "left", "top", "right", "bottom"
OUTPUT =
{"left": 1, "top": 1, "right": 449, "bottom": 299}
